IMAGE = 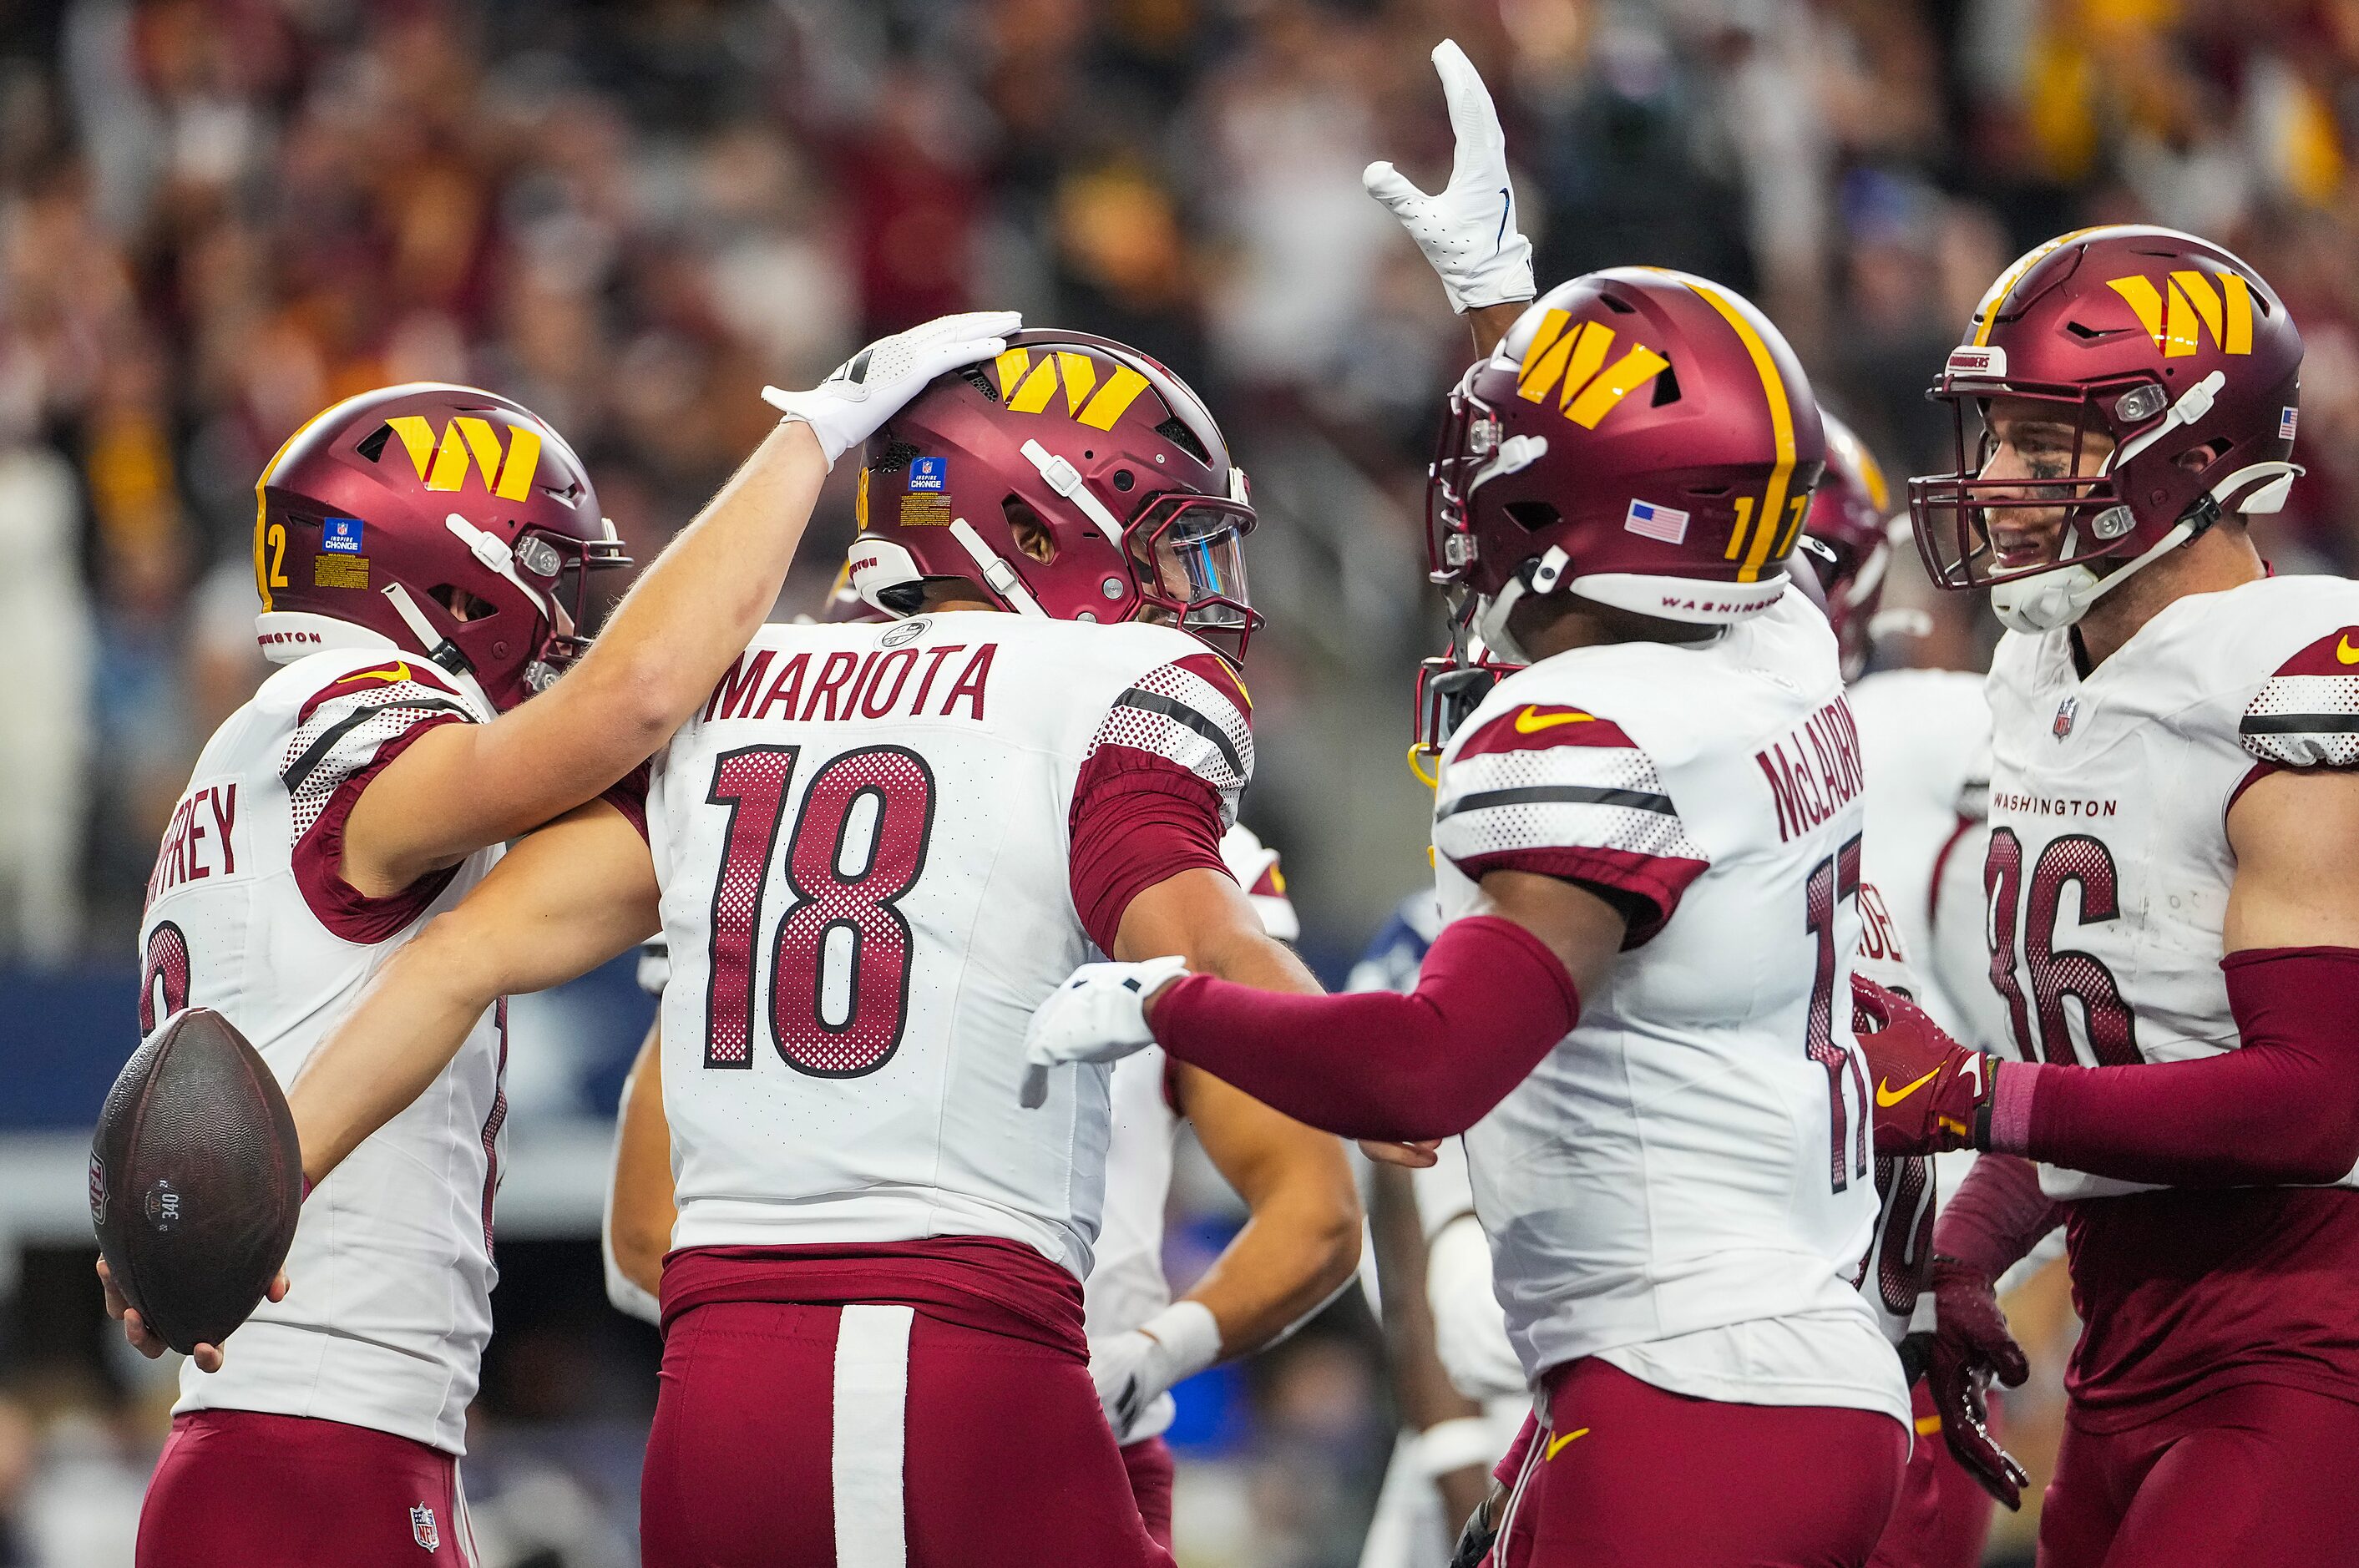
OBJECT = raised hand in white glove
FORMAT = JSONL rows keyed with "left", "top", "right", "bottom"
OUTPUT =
{"left": 762, "top": 310, "right": 1021, "bottom": 469}
{"left": 1364, "top": 40, "right": 1535, "bottom": 314}
{"left": 1018, "top": 955, "right": 1190, "bottom": 1109}
{"left": 1090, "top": 1300, "right": 1223, "bottom": 1444}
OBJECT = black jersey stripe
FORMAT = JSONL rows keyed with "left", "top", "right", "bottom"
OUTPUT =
{"left": 2240, "top": 714, "right": 2359, "bottom": 735}
{"left": 1115, "top": 688, "right": 1245, "bottom": 779}
{"left": 282, "top": 698, "right": 472, "bottom": 796}
{"left": 1437, "top": 783, "right": 1677, "bottom": 819}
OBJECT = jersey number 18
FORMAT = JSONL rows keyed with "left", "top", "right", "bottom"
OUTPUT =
{"left": 701, "top": 745, "right": 938, "bottom": 1077}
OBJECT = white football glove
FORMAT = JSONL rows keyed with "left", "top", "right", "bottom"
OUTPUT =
{"left": 762, "top": 310, "right": 1021, "bottom": 469}
{"left": 1090, "top": 1300, "right": 1223, "bottom": 1444}
{"left": 1364, "top": 40, "right": 1536, "bottom": 314}
{"left": 1018, "top": 955, "right": 1190, "bottom": 1110}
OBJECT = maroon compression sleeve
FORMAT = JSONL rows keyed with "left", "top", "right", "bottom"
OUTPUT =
{"left": 1147, "top": 915, "right": 1580, "bottom": 1141}
{"left": 1930, "top": 1153, "right": 2059, "bottom": 1279}
{"left": 1990, "top": 947, "right": 2359, "bottom": 1186}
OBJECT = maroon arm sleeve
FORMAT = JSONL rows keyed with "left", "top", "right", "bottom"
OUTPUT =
{"left": 1991, "top": 947, "right": 2359, "bottom": 1186}
{"left": 1067, "top": 749, "right": 1230, "bottom": 953}
{"left": 1147, "top": 915, "right": 1581, "bottom": 1142}
{"left": 1931, "top": 1153, "right": 2061, "bottom": 1280}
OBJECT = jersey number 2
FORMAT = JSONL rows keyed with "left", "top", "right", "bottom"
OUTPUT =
{"left": 1805, "top": 832, "right": 1870, "bottom": 1192}
{"left": 703, "top": 744, "right": 937, "bottom": 1077}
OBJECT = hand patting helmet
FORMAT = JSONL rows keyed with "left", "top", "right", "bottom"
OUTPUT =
{"left": 843, "top": 330, "right": 1258, "bottom": 665}
{"left": 1907, "top": 225, "right": 2301, "bottom": 633}
{"left": 1429, "top": 267, "right": 1825, "bottom": 662}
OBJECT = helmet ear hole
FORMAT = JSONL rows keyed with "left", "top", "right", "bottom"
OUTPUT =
{"left": 1003, "top": 497, "right": 1058, "bottom": 564}
{"left": 1504, "top": 501, "right": 1560, "bottom": 534}
{"left": 429, "top": 584, "right": 499, "bottom": 622}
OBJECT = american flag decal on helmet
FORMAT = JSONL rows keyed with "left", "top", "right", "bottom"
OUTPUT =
{"left": 1623, "top": 498, "right": 1689, "bottom": 544}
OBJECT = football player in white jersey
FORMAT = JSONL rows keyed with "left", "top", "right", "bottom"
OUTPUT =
{"left": 278, "top": 330, "right": 1322, "bottom": 1567}
{"left": 1028, "top": 268, "right": 1912, "bottom": 1565}
{"left": 1863, "top": 225, "right": 2359, "bottom": 1567}
{"left": 114, "top": 315, "right": 1018, "bottom": 1568}
{"left": 600, "top": 822, "right": 1361, "bottom": 1552}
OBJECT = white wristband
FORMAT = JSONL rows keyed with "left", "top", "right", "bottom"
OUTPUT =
{"left": 1140, "top": 1299, "right": 1223, "bottom": 1384}
{"left": 1413, "top": 1415, "right": 1504, "bottom": 1480}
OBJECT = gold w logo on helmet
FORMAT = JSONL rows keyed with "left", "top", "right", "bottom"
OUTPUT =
{"left": 382, "top": 415, "right": 544, "bottom": 500}
{"left": 1512, "top": 310, "right": 1670, "bottom": 429}
{"left": 2106, "top": 269, "right": 2255, "bottom": 358}
{"left": 992, "top": 348, "right": 1153, "bottom": 431}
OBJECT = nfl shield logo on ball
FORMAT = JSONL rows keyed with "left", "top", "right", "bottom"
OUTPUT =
{"left": 2053, "top": 696, "right": 2078, "bottom": 740}
{"left": 88, "top": 1153, "right": 106, "bottom": 1227}
{"left": 410, "top": 1505, "right": 439, "bottom": 1551}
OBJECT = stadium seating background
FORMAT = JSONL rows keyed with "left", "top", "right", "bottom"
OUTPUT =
{"left": 4, "top": 0, "right": 2350, "bottom": 1560}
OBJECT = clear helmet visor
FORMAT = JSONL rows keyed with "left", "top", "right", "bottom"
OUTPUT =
{"left": 1126, "top": 493, "right": 1260, "bottom": 661}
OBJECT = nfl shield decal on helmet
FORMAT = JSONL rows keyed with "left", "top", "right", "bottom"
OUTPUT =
{"left": 2054, "top": 695, "right": 2079, "bottom": 740}
{"left": 410, "top": 1504, "right": 439, "bottom": 1551}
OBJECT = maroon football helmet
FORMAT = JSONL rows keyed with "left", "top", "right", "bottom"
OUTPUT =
{"left": 1429, "top": 268, "right": 1825, "bottom": 660}
{"left": 1797, "top": 412, "right": 1898, "bottom": 681}
{"left": 252, "top": 383, "right": 627, "bottom": 711}
{"left": 843, "top": 329, "right": 1257, "bottom": 665}
{"left": 1908, "top": 225, "right": 2301, "bottom": 632}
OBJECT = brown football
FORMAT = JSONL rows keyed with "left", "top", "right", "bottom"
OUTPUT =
{"left": 90, "top": 1008, "right": 302, "bottom": 1354}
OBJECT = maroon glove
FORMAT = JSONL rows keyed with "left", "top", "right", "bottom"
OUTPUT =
{"left": 1925, "top": 1254, "right": 2032, "bottom": 1510}
{"left": 1851, "top": 974, "right": 1998, "bottom": 1156}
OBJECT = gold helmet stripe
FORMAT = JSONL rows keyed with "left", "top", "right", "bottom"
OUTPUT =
{"left": 1681, "top": 276, "right": 1798, "bottom": 583}
{"left": 1971, "top": 225, "right": 2106, "bottom": 347}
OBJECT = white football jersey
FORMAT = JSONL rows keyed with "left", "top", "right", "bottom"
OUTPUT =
{"left": 1849, "top": 668, "right": 2000, "bottom": 1050}
{"left": 650, "top": 614, "right": 1251, "bottom": 1277}
{"left": 1986, "top": 573, "right": 2359, "bottom": 1202}
{"left": 139, "top": 650, "right": 504, "bottom": 1454}
{"left": 1086, "top": 823, "right": 1295, "bottom": 1444}
{"left": 1430, "top": 586, "right": 1906, "bottom": 1424}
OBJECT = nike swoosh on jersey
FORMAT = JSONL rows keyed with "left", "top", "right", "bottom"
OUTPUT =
{"left": 1545, "top": 1427, "right": 1591, "bottom": 1459}
{"left": 345, "top": 661, "right": 414, "bottom": 685}
{"left": 1514, "top": 705, "right": 1596, "bottom": 734}
{"left": 1875, "top": 1067, "right": 1942, "bottom": 1107}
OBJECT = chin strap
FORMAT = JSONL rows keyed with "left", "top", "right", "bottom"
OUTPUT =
{"left": 1472, "top": 546, "right": 1568, "bottom": 665}
{"left": 381, "top": 582, "right": 499, "bottom": 713}
{"left": 947, "top": 517, "right": 1047, "bottom": 616}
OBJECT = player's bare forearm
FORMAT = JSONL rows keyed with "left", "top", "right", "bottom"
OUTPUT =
{"left": 1468, "top": 301, "right": 1524, "bottom": 360}
{"left": 345, "top": 422, "right": 826, "bottom": 893}
{"left": 1114, "top": 865, "right": 1324, "bottom": 994}
{"left": 1172, "top": 1062, "right": 1362, "bottom": 1356}
{"left": 291, "top": 802, "right": 659, "bottom": 1182}
{"left": 609, "top": 1025, "right": 677, "bottom": 1300}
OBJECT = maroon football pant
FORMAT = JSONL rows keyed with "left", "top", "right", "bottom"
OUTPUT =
{"left": 1867, "top": 1381, "right": 1999, "bottom": 1568}
{"left": 136, "top": 1409, "right": 470, "bottom": 1567}
{"left": 1120, "top": 1435, "right": 1176, "bottom": 1550}
{"left": 640, "top": 1299, "right": 1173, "bottom": 1567}
{"left": 2039, "top": 1380, "right": 2359, "bottom": 1568}
{"left": 1492, "top": 1359, "right": 1908, "bottom": 1568}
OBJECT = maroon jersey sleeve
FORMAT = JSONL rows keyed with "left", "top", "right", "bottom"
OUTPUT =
{"left": 602, "top": 761, "right": 652, "bottom": 844}
{"left": 281, "top": 660, "right": 476, "bottom": 943}
{"left": 1433, "top": 702, "right": 1710, "bottom": 945}
{"left": 1067, "top": 654, "right": 1254, "bottom": 953}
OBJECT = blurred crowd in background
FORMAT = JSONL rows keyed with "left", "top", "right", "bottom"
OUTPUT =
{"left": 3, "top": 0, "right": 2357, "bottom": 1561}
